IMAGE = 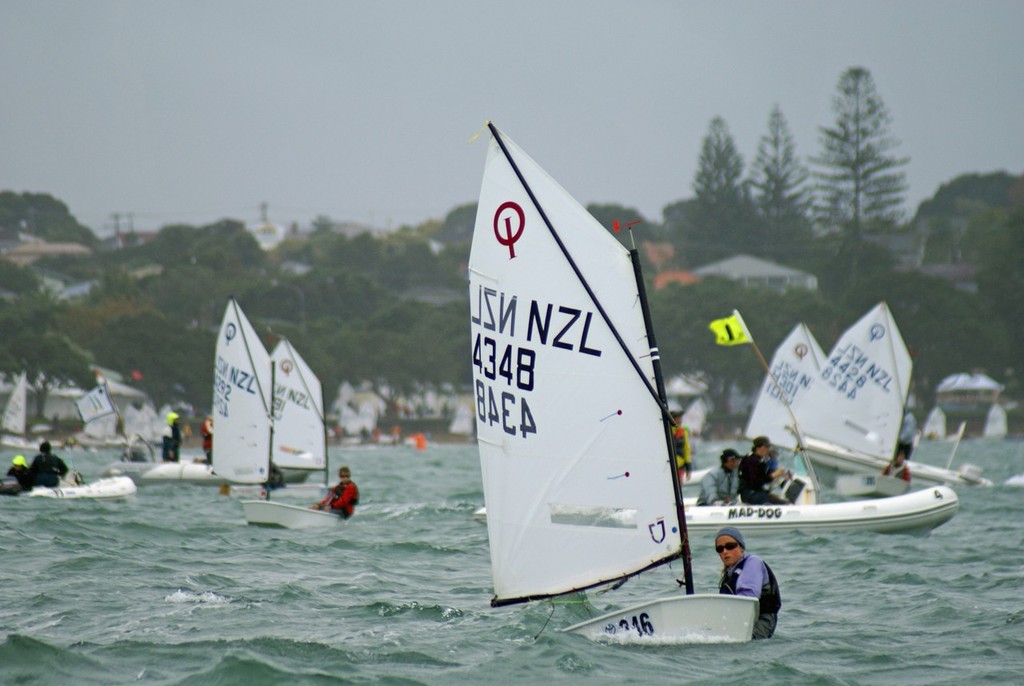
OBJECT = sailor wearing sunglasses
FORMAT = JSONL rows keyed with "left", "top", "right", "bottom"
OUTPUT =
{"left": 716, "top": 526, "right": 782, "bottom": 640}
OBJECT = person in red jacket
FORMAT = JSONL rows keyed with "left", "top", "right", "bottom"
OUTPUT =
{"left": 314, "top": 466, "right": 359, "bottom": 518}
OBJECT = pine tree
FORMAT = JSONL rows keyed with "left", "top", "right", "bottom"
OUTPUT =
{"left": 812, "top": 67, "right": 909, "bottom": 283}
{"left": 686, "top": 117, "right": 754, "bottom": 265}
{"left": 749, "top": 105, "right": 813, "bottom": 260}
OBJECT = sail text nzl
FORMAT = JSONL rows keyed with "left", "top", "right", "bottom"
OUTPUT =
{"left": 470, "top": 285, "right": 602, "bottom": 356}
{"left": 213, "top": 355, "right": 259, "bottom": 418}
{"left": 821, "top": 343, "right": 894, "bottom": 400}
{"left": 274, "top": 384, "right": 312, "bottom": 410}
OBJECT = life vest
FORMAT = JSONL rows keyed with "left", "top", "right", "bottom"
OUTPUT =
{"left": 322, "top": 482, "right": 359, "bottom": 518}
{"left": 720, "top": 555, "right": 782, "bottom": 616}
{"left": 673, "top": 425, "right": 691, "bottom": 469}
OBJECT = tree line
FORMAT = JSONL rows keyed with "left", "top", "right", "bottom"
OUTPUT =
{"left": 0, "top": 67, "right": 1021, "bottom": 422}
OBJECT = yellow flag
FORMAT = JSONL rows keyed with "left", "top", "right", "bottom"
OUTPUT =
{"left": 709, "top": 312, "right": 751, "bottom": 346}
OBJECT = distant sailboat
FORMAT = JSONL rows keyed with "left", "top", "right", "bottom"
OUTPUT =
{"left": 983, "top": 404, "right": 1007, "bottom": 439}
{"left": 1, "top": 372, "right": 33, "bottom": 449}
{"left": 922, "top": 406, "right": 947, "bottom": 440}
{"left": 797, "top": 303, "right": 991, "bottom": 487}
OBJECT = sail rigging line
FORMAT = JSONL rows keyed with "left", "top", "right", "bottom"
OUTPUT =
{"left": 486, "top": 122, "right": 667, "bottom": 423}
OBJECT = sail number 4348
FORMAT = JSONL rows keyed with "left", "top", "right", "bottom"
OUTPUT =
{"left": 472, "top": 334, "right": 537, "bottom": 438}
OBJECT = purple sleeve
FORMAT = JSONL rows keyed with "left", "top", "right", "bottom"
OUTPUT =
{"left": 734, "top": 554, "right": 768, "bottom": 598}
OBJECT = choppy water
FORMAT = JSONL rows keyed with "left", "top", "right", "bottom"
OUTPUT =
{"left": 1, "top": 438, "right": 1022, "bottom": 685}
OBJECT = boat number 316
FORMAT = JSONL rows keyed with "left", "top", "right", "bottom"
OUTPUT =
{"left": 603, "top": 613, "right": 655, "bottom": 637}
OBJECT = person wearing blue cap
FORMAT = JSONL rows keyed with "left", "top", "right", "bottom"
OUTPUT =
{"left": 715, "top": 526, "right": 781, "bottom": 640}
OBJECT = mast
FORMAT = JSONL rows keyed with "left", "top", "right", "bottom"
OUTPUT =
{"left": 625, "top": 226, "right": 694, "bottom": 595}
{"left": 264, "top": 359, "right": 276, "bottom": 501}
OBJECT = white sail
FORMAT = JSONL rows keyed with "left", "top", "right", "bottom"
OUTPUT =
{"left": 447, "top": 401, "right": 474, "bottom": 436}
{"left": 1, "top": 372, "right": 28, "bottom": 435}
{"left": 983, "top": 404, "right": 1007, "bottom": 439}
{"left": 798, "top": 303, "right": 912, "bottom": 461}
{"left": 744, "top": 323, "right": 826, "bottom": 449}
{"left": 270, "top": 338, "right": 327, "bottom": 470}
{"left": 212, "top": 298, "right": 274, "bottom": 484}
{"left": 680, "top": 397, "right": 707, "bottom": 438}
{"left": 922, "top": 406, "right": 947, "bottom": 440}
{"left": 76, "top": 384, "right": 118, "bottom": 424}
{"left": 470, "top": 126, "right": 679, "bottom": 605}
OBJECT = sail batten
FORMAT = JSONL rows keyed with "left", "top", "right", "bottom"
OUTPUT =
{"left": 471, "top": 126, "right": 681, "bottom": 604}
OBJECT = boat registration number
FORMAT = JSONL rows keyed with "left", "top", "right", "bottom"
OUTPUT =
{"left": 602, "top": 612, "right": 655, "bottom": 637}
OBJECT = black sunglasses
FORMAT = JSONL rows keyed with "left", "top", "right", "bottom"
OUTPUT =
{"left": 715, "top": 541, "right": 740, "bottom": 553}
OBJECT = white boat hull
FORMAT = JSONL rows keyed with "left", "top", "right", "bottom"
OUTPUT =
{"left": 241, "top": 500, "right": 347, "bottom": 529}
{"left": 475, "top": 485, "right": 959, "bottom": 536}
{"left": 563, "top": 594, "right": 757, "bottom": 644}
{"left": 803, "top": 436, "right": 992, "bottom": 487}
{"left": 835, "top": 474, "right": 909, "bottom": 498}
{"left": 103, "top": 460, "right": 313, "bottom": 486}
{"left": 28, "top": 476, "right": 137, "bottom": 500}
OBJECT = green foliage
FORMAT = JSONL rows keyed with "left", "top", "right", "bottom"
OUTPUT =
{"left": 749, "top": 105, "right": 815, "bottom": 262}
{"left": 681, "top": 117, "right": 757, "bottom": 265}
{"left": 0, "top": 191, "right": 98, "bottom": 247}
{"left": 813, "top": 67, "right": 909, "bottom": 229}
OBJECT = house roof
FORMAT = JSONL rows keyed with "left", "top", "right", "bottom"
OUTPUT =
{"left": 936, "top": 373, "right": 1003, "bottom": 393}
{"left": 693, "top": 254, "right": 811, "bottom": 279}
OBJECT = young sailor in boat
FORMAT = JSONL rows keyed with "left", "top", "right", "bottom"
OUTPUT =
{"left": 716, "top": 526, "right": 781, "bottom": 640}
{"left": 2, "top": 454, "right": 33, "bottom": 494}
{"left": 738, "top": 436, "right": 791, "bottom": 505}
{"left": 883, "top": 449, "right": 911, "bottom": 484}
{"left": 313, "top": 466, "right": 359, "bottom": 518}
{"left": 162, "top": 412, "right": 182, "bottom": 462}
{"left": 697, "top": 448, "right": 741, "bottom": 506}
{"left": 896, "top": 408, "right": 917, "bottom": 461}
{"left": 671, "top": 412, "right": 693, "bottom": 483}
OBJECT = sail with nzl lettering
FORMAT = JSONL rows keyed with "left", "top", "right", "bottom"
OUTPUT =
{"left": 744, "top": 323, "right": 826, "bottom": 450}
{"left": 468, "top": 123, "right": 757, "bottom": 642}
{"left": 799, "top": 302, "right": 912, "bottom": 461}
{"left": 212, "top": 298, "right": 274, "bottom": 484}
{"left": 270, "top": 338, "right": 327, "bottom": 471}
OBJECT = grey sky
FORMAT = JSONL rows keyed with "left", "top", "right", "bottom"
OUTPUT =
{"left": 2, "top": 1, "right": 1021, "bottom": 237}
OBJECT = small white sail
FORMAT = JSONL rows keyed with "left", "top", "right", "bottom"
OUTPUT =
{"left": 76, "top": 384, "right": 118, "bottom": 424}
{"left": 922, "top": 406, "right": 947, "bottom": 440}
{"left": 470, "top": 126, "right": 680, "bottom": 605}
{"left": 1, "top": 372, "right": 28, "bottom": 435}
{"left": 212, "top": 298, "right": 274, "bottom": 484}
{"left": 680, "top": 397, "right": 707, "bottom": 438}
{"left": 744, "top": 323, "right": 826, "bottom": 450}
{"left": 983, "top": 404, "right": 1007, "bottom": 439}
{"left": 447, "top": 401, "right": 474, "bottom": 436}
{"left": 798, "top": 303, "right": 912, "bottom": 461}
{"left": 270, "top": 338, "right": 327, "bottom": 470}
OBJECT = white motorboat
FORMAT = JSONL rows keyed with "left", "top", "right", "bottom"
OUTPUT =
{"left": 27, "top": 475, "right": 137, "bottom": 500}
{"left": 474, "top": 484, "right": 958, "bottom": 536}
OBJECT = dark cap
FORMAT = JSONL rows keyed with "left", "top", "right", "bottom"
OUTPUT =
{"left": 720, "top": 448, "right": 741, "bottom": 465}
{"left": 752, "top": 436, "right": 771, "bottom": 449}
